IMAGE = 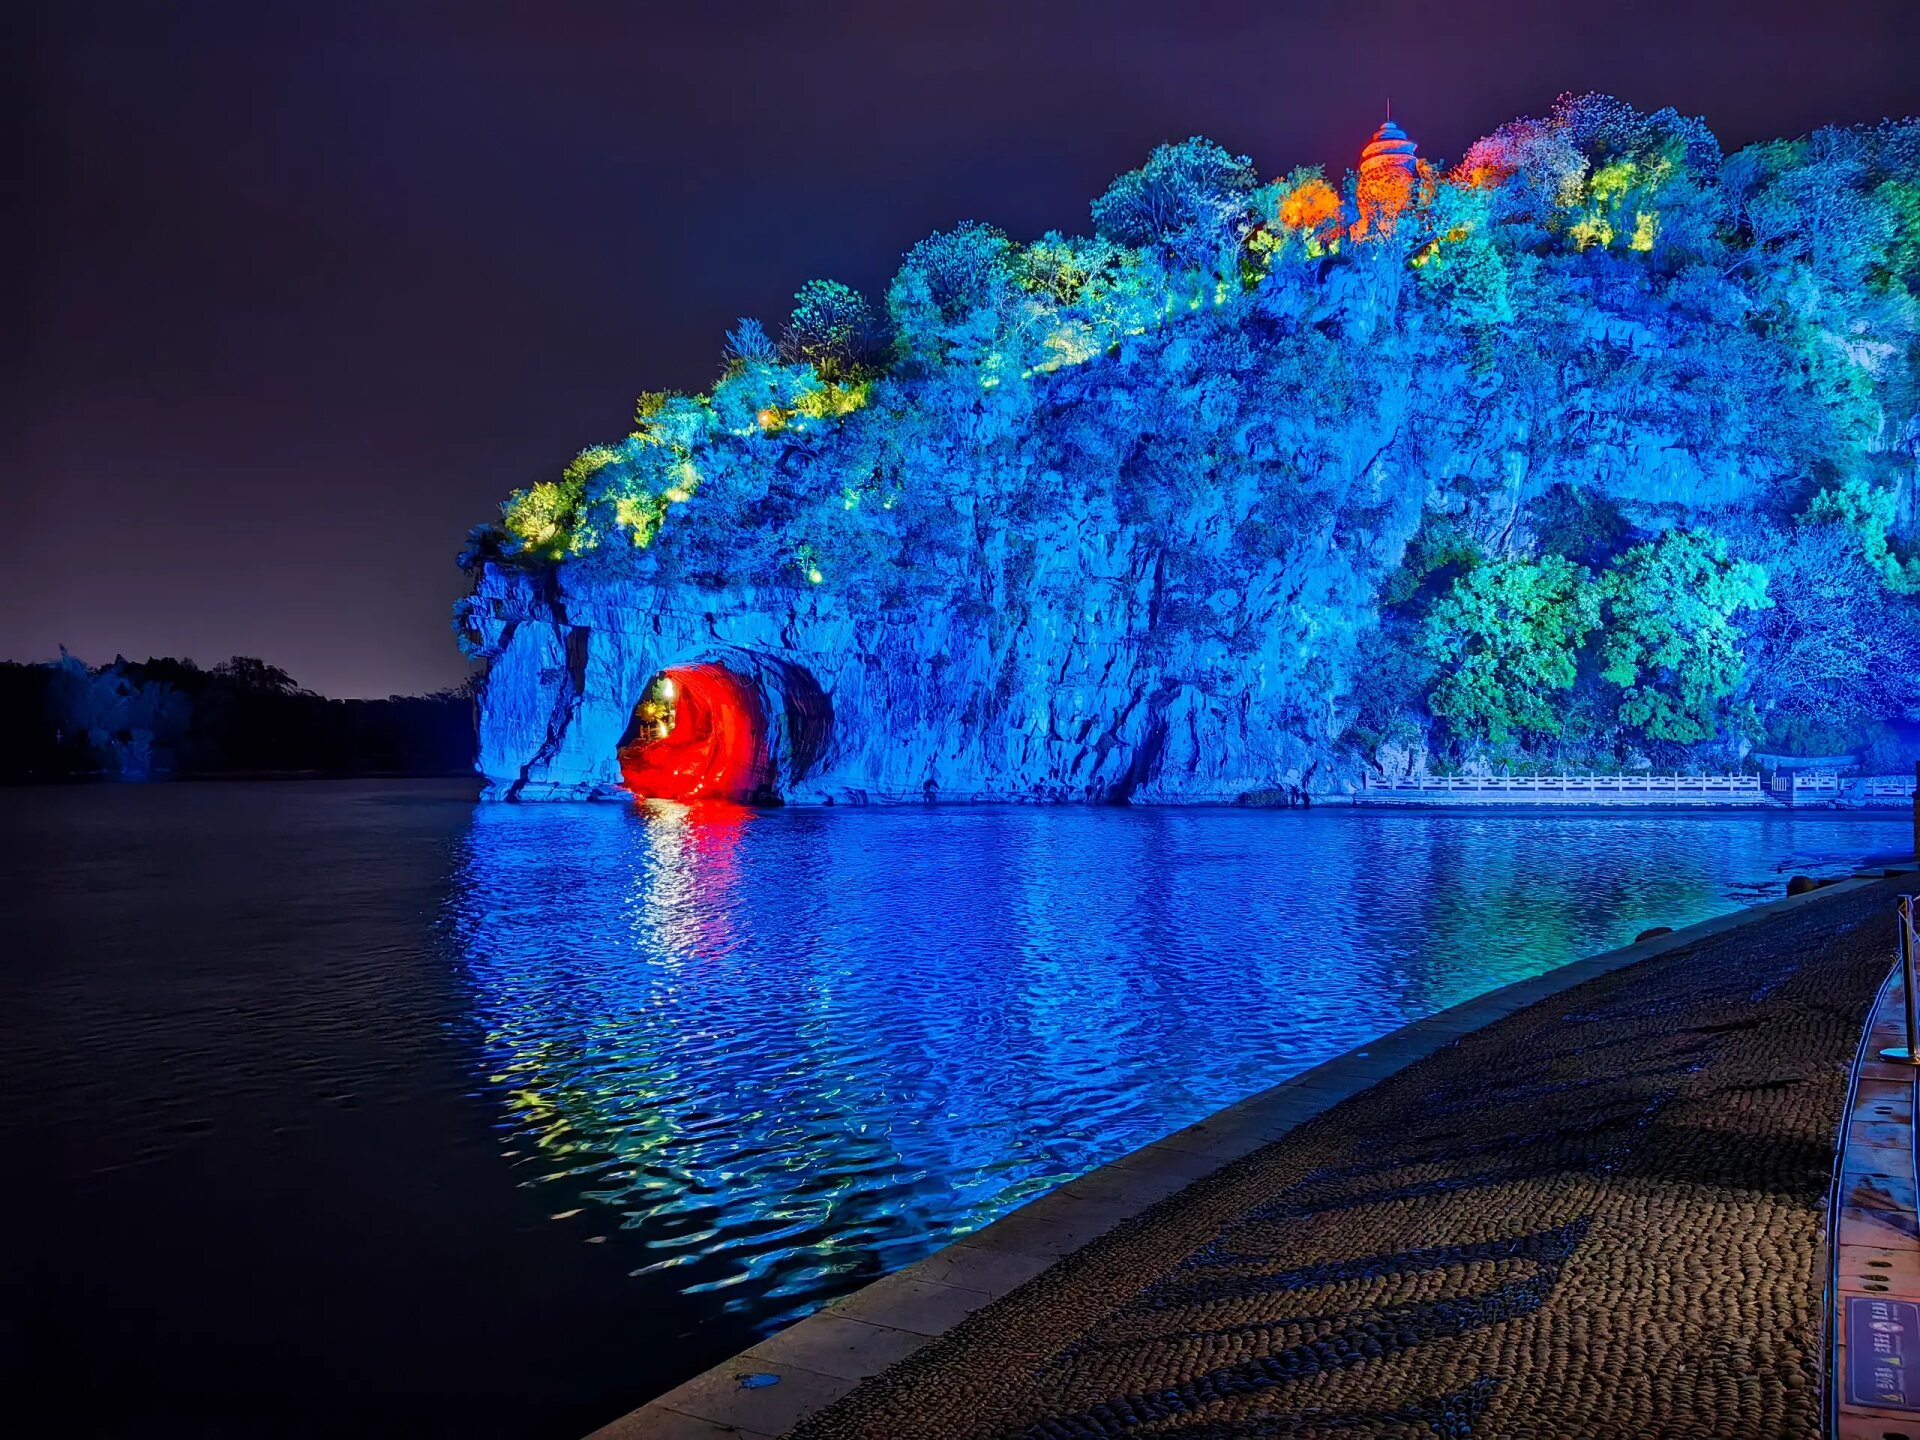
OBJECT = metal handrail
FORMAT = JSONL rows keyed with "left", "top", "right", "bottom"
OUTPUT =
{"left": 1881, "top": 894, "right": 1920, "bottom": 1066}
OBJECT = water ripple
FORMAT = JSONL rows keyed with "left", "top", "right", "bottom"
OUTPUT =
{"left": 449, "top": 801, "right": 1895, "bottom": 1337}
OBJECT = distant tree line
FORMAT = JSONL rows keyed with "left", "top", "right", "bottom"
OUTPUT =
{"left": 0, "top": 654, "right": 477, "bottom": 782}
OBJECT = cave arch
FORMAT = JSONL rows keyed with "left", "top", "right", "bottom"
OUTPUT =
{"left": 615, "top": 655, "right": 832, "bottom": 804}
{"left": 618, "top": 663, "right": 769, "bottom": 803}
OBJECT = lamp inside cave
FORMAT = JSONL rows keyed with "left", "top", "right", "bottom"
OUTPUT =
{"left": 618, "top": 664, "right": 771, "bottom": 803}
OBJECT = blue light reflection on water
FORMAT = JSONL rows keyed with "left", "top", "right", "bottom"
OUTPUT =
{"left": 449, "top": 803, "right": 1904, "bottom": 1336}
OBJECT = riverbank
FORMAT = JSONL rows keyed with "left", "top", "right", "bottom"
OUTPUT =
{"left": 607, "top": 871, "right": 1909, "bottom": 1438}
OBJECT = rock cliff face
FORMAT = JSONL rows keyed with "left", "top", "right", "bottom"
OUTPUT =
{"left": 462, "top": 554, "right": 1341, "bottom": 804}
{"left": 462, "top": 314, "right": 1915, "bottom": 805}
{"left": 461, "top": 103, "right": 1920, "bottom": 801}
{"left": 462, "top": 275, "right": 1919, "bottom": 805}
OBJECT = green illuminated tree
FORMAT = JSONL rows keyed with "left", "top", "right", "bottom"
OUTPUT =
{"left": 1422, "top": 555, "right": 1600, "bottom": 745}
{"left": 1090, "top": 137, "right": 1258, "bottom": 270}
{"left": 781, "top": 279, "right": 881, "bottom": 381}
{"left": 1805, "top": 476, "right": 1920, "bottom": 593}
{"left": 887, "top": 222, "right": 1015, "bottom": 369}
{"left": 1014, "top": 231, "right": 1131, "bottom": 304}
{"left": 1414, "top": 183, "right": 1512, "bottom": 325}
{"left": 1599, "top": 530, "right": 1770, "bottom": 743}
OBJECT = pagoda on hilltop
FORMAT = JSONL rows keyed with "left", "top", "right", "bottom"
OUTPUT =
{"left": 1356, "top": 110, "right": 1421, "bottom": 237}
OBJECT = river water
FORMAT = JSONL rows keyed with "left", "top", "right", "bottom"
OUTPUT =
{"left": 1, "top": 781, "right": 1906, "bottom": 1436}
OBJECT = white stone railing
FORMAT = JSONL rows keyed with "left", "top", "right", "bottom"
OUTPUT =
{"left": 1788, "top": 771, "right": 1841, "bottom": 793}
{"left": 1860, "top": 774, "right": 1919, "bottom": 799}
{"left": 1360, "top": 770, "right": 1920, "bottom": 805}
{"left": 1363, "top": 772, "right": 1765, "bottom": 795}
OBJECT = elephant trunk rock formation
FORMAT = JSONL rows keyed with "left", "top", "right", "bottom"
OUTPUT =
{"left": 461, "top": 562, "right": 1328, "bottom": 804}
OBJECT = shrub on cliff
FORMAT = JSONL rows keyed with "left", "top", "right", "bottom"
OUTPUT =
{"left": 1090, "top": 137, "right": 1261, "bottom": 274}
{"left": 888, "top": 222, "right": 1016, "bottom": 365}
{"left": 781, "top": 279, "right": 885, "bottom": 381}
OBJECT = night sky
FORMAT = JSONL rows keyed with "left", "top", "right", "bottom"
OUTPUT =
{"left": 11, "top": 2, "right": 1920, "bottom": 698}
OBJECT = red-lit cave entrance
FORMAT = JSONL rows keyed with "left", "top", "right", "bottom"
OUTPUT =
{"left": 617, "top": 664, "right": 773, "bottom": 803}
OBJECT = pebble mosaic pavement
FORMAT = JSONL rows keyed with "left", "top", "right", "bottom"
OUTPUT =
{"left": 781, "top": 882, "right": 1901, "bottom": 1440}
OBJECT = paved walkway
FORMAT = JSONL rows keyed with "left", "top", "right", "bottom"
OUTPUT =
{"left": 778, "top": 882, "right": 1898, "bottom": 1440}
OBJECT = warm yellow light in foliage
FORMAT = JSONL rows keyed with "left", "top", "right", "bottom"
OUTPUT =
{"left": 562, "top": 445, "right": 621, "bottom": 484}
{"left": 662, "top": 459, "right": 701, "bottom": 503}
{"left": 1354, "top": 169, "right": 1414, "bottom": 240}
{"left": 614, "top": 496, "right": 661, "bottom": 546}
{"left": 1587, "top": 159, "right": 1635, "bottom": 206}
{"left": 503, "top": 481, "right": 572, "bottom": 548}
{"left": 792, "top": 380, "right": 871, "bottom": 420}
{"left": 1033, "top": 322, "right": 1098, "bottom": 373}
{"left": 1566, "top": 158, "right": 1664, "bottom": 255}
{"left": 1568, "top": 213, "right": 1614, "bottom": 250}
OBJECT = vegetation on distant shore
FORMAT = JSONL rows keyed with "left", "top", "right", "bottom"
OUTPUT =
{"left": 0, "top": 655, "right": 475, "bottom": 782}
{"left": 464, "top": 94, "right": 1920, "bottom": 775}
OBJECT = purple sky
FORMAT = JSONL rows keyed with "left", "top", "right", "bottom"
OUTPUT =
{"left": 10, "top": 0, "right": 1920, "bottom": 697}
